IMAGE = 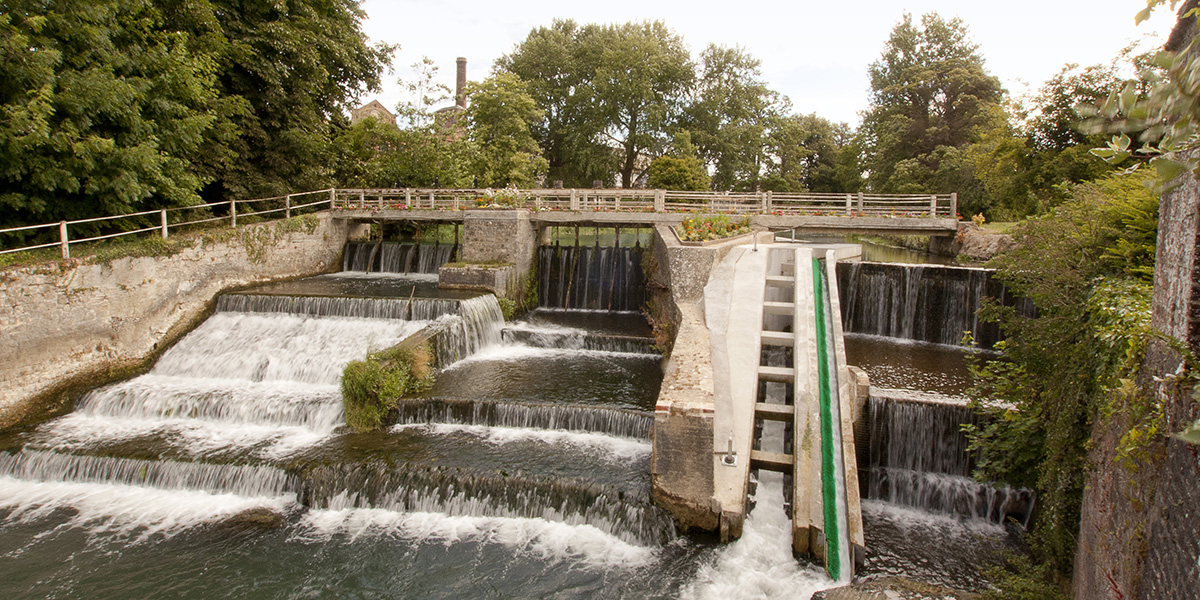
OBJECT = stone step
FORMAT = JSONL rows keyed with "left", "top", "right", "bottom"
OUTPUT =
{"left": 765, "top": 275, "right": 795, "bottom": 286}
{"left": 755, "top": 402, "right": 794, "bottom": 422}
{"left": 750, "top": 449, "right": 794, "bottom": 473}
{"left": 760, "top": 330, "right": 795, "bottom": 347}
{"left": 763, "top": 302, "right": 795, "bottom": 316}
{"left": 758, "top": 365, "right": 795, "bottom": 383}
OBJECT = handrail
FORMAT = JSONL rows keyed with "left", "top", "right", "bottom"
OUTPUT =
{"left": 0, "top": 188, "right": 336, "bottom": 258}
{"left": 0, "top": 186, "right": 958, "bottom": 260}
{"left": 329, "top": 188, "right": 958, "bottom": 220}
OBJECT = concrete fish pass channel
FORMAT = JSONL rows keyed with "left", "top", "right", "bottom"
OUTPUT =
{"left": 0, "top": 228, "right": 1030, "bottom": 598}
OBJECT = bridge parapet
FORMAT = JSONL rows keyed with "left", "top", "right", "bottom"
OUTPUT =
{"left": 331, "top": 188, "right": 958, "bottom": 219}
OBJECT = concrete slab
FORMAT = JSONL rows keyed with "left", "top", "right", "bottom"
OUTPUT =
{"left": 706, "top": 244, "right": 768, "bottom": 540}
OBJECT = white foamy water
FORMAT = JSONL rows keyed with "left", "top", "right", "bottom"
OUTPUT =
{"left": 391, "top": 423, "right": 651, "bottom": 459}
{"left": 860, "top": 499, "right": 1005, "bottom": 536}
{"left": 681, "top": 471, "right": 835, "bottom": 600}
{"left": 36, "top": 413, "right": 329, "bottom": 459}
{"left": 0, "top": 477, "right": 293, "bottom": 541}
{"left": 153, "top": 312, "right": 426, "bottom": 384}
{"left": 296, "top": 506, "right": 655, "bottom": 568}
{"left": 42, "top": 312, "right": 426, "bottom": 457}
{"left": 444, "top": 344, "right": 657, "bottom": 368}
{"left": 76, "top": 376, "right": 345, "bottom": 431}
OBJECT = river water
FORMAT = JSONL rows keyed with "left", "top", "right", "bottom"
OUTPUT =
{"left": 0, "top": 252, "right": 1020, "bottom": 597}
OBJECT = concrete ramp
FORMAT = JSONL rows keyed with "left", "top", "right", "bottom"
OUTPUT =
{"left": 707, "top": 244, "right": 865, "bottom": 580}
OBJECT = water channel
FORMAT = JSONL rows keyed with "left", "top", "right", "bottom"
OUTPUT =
{"left": 0, "top": 235, "right": 1026, "bottom": 598}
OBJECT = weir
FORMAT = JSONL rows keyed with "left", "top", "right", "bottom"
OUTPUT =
{"left": 1, "top": 207, "right": 1034, "bottom": 596}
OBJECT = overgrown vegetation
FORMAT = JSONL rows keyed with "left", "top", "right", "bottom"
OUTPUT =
{"left": 676, "top": 215, "right": 752, "bottom": 242}
{"left": 965, "top": 173, "right": 1160, "bottom": 588}
{"left": 340, "top": 343, "right": 434, "bottom": 432}
{"left": 1, "top": 0, "right": 390, "bottom": 249}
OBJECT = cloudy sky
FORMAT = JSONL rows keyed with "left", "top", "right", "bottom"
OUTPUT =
{"left": 358, "top": 1, "right": 1180, "bottom": 126}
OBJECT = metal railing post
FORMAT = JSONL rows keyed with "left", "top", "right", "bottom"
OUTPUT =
{"left": 161, "top": 209, "right": 168, "bottom": 239}
{"left": 285, "top": 195, "right": 292, "bottom": 219}
{"left": 765, "top": 190, "right": 773, "bottom": 213}
{"left": 428, "top": 191, "right": 434, "bottom": 209}
{"left": 59, "top": 221, "right": 69, "bottom": 259}
{"left": 231, "top": 199, "right": 237, "bottom": 227}
{"left": 654, "top": 189, "right": 665, "bottom": 212}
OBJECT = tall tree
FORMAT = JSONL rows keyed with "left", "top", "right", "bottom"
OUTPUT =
{"left": 464, "top": 73, "right": 547, "bottom": 187}
{"left": 0, "top": 0, "right": 219, "bottom": 234}
{"left": 191, "top": 0, "right": 392, "bottom": 200}
{"left": 686, "top": 44, "right": 783, "bottom": 190}
{"left": 497, "top": 20, "right": 613, "bottom": 187}
{"left": 589, "top": 21, "right": 694, "bottom": 188}
{"left": 761, "top": 114, "right": 853, "bottom": 193}
{"left": 860, "top": 12, "right": 1004, "bottom": 194}
{"left": 500, "top": 19, "right": 693, "bottom": 188}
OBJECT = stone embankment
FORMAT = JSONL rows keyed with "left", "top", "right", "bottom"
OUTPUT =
{"left": 0, "top": 214, "right": 359, "bottom": 429}
{"left": 929, "top": 222, "right": 1014, "bottom": 261}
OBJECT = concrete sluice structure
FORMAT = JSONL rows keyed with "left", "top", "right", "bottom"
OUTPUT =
{"left": 653, "top": 242, "right": 866, "bottom": 581}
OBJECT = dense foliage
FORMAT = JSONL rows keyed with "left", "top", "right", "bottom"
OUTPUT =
{"left": 966, "top": 173, "right": 1159, "bottom": 576}
{"left": 0, "top": 0, "right": 390, "bottom": 245}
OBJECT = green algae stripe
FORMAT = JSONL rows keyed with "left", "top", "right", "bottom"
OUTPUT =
{"left": 812, "top": 258, "right": 841, "bottom": 581}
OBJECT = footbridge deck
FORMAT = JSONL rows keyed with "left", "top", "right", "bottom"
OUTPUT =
{"left": 330, "top": 188, "right": 960, "bottom": 237}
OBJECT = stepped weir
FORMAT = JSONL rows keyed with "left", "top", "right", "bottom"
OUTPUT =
{"left": 0, "top": 208, "right": 1032, "bottom": 597}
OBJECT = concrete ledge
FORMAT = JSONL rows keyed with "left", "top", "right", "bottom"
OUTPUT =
{"left": 438, "top": 263, "right": 513, "bottom": 298}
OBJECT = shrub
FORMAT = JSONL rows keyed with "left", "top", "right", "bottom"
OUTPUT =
{"left": 341, "top": 343, "right": 434, "bottom": 432}
{"left": 676, "top": 215, "right": 751, "bottom": 242}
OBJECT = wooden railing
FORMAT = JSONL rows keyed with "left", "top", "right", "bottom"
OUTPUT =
{"left": 0, "top": 187, "right": 958, "bottom": 259}
{"left": 0, "top": 189, "right": 334, "bottom": 259}
{"left": 331, "top": 188, "right": 959, "bottom": 219}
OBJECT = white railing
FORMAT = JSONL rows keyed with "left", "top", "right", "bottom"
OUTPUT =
{"left": 1, "top": 187, "right": 958, "bottom": 259}
{"left": 0, "top": 189, "right": 334, "bottom": 259}
{"left": 331, "top": 188, "right": 958, "bottom": 219}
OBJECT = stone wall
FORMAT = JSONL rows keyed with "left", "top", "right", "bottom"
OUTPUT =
{"left": 1072, "top": 165, "right": 1200, "bottom": 598}
{"left": 0, "top": 214, "right": 355, "bottom": 429}
{"left": 648, "top": 225, "right": 775, "bottom": 532}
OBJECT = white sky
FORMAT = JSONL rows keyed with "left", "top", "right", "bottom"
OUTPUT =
{"left": 358, "top": 1, "right": 1180, "bottom": 127}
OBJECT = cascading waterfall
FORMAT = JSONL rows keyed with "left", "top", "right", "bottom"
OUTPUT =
{"left": 430, "top": 295, "right": 505, "bottom": 366}
{"left": 217, "top": 293, "right": 461, "bottom": 321}
{"left": 538, "top": 244, "right": 646, "bottom": 311}
{"left": 864, "top": 396, "right": 1034, "bottom": 526}
{"left": 836, "top": 261, "right": 1029, "bottom": 348}
{"left": 302, "top": 463, "right": 674, "bottom": 547}
{"left": 342, "top": 240, "right": 457, "bottom": 274}
{"left": 501, "top": 323, "right": 657, "bottom": 355}
{"left": 393, "top": 399, "right": 653, "bottom": 439}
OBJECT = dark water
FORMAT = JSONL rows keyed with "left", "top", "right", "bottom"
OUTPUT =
{"left": 844, "top": 334, "right": 981, "bottom": 401}
{"left": 0, "top": 268, "right": 1017, "bottom": 598}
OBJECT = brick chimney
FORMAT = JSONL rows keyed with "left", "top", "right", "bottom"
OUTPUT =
{"left": 456, "top": 57, "right": 467, "bottom": 109}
